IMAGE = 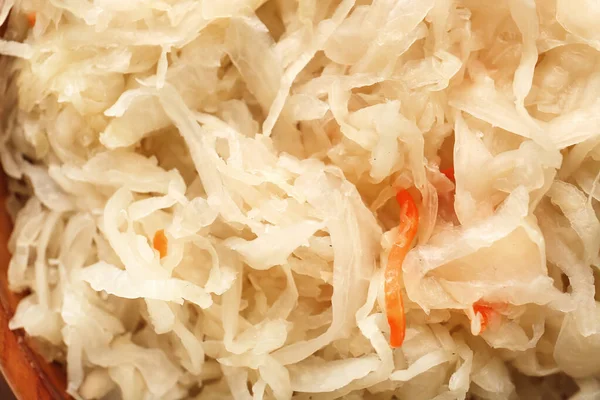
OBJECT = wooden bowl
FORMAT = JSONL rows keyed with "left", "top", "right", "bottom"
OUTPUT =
{"left": 0, "top": 179, "right": 69, "bottom": 399}
{"left": 0, "top": 15, "right": 69, "bottom": 400}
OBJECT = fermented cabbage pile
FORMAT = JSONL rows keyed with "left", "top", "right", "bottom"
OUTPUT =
{"left": 1, "top": 0, "right": 600, "bottom": 399}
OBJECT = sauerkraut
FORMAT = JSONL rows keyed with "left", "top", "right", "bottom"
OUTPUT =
{"left": 0, "top": 0, "right": 599, "bottom": 399}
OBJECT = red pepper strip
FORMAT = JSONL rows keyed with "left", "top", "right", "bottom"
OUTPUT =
{"left": 385, "top": 190, "right": 419, "bottom": 348}
{"left": 441, "top": 167, "right": 455, "bottom": 183}
{"left": 27, "top": 13, "right": 36, "bottom": 27}
{"left": 473, "top": 302, "right": 495, "bottom": 333}
{"left": 153, "top": 229, "right": 168, "bottom": 259}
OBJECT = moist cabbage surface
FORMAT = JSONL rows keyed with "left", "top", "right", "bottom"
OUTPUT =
{"left": 0, "top": 0, "right": 599, "bottom": 399}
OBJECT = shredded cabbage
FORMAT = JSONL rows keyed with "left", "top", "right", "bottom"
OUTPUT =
{"left": 0, "top": 0, "right": 599, "bottom": 399}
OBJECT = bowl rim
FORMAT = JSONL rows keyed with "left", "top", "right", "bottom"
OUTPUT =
{"left": 0, "top": 11, "right": 69, "bottom": 394}
{"left": 0, "top": 173, "right": 69, "bottom": 400}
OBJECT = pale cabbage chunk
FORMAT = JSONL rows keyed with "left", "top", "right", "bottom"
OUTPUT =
{"left": 0, "top": 0, "right": 599, "bottom": 399}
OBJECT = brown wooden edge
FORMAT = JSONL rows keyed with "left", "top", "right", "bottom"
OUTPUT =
{"left": 0, "top": 181, "right": 68, "bottom": 400}
{"left": 0, "top": 12, "right": 69, "bottom": 400}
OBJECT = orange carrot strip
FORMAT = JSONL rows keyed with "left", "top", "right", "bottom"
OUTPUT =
{"left": 441, "top": 167, "right": 455, "bottom": 183}
{"left": 473, "top": 302, "right": 496, "bottom": 333}
{"left": 385, "top": 190, "right": 419, "bottom": 348}
{"left": 27, "top": 13, "right": 36, "bottom": 27}
{"left": 153, "top": 229, "right": 168, "bottom": 259}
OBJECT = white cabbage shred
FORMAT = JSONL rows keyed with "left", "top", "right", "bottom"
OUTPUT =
{"left": 0, "top": 0, "right": 599, "bottom": 399}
